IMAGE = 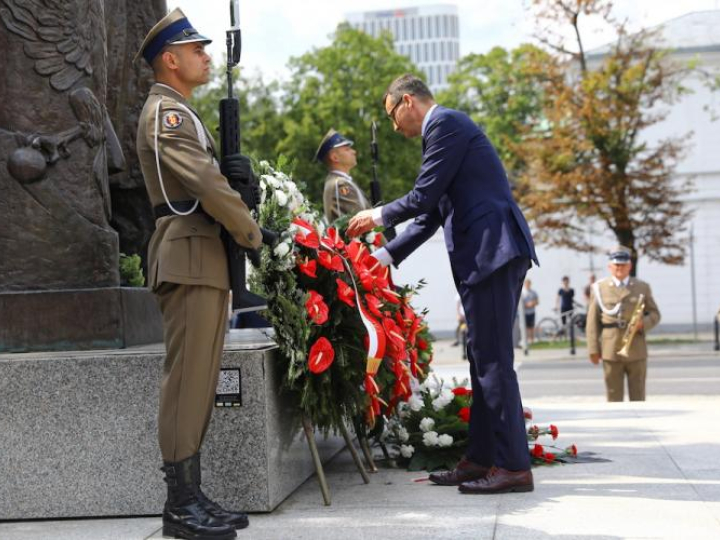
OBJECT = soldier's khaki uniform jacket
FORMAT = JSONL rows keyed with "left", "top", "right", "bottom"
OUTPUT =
{"left": 586, "top": 277, "right": 661, "bottom": 362}
{"left": 136, "top": 84, "right": 261, "bottom": 291}
{"left": 322, "top": 171, "right": 371, "bottom": 222}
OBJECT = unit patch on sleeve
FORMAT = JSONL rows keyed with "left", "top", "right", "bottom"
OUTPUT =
{"left": 339, "top": 185, "right": 351, "bottom": 196}
{"left": 163, "top": 111, "right": 184, "bottom": 129}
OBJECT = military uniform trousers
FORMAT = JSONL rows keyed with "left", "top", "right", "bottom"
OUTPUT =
{"left": 458, "top": 256, "right": 531, "bottom": 472}
{"left": 156, "top": 282, "right": 229, "bottom": 462}
{"left": 602, "top": 357, "right": 647, "bottom": 402}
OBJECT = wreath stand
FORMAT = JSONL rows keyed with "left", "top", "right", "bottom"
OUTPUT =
{"left": 302, "top": 416, "right": 371, "bottom": 506}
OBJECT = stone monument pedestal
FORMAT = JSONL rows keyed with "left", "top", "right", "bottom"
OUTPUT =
{"left": 0, "top": 330, "right": 344, "bottom": 519}
{"left": 0, "top": 287, "right": 164, "bottom": 353}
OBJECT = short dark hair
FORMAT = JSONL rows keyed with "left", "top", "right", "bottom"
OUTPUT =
{"left": 562, "top": 276, "right": 569, "bottom": 281}
{"left": 383, "top": 74, "right": 434, "bottom": 107}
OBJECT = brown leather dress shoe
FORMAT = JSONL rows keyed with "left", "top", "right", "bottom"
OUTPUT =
{"left": 428, "top": 458, "right": 490, "bottom": 486}
{"left": 459, "top": 467, "right": 534, "bottom": 494}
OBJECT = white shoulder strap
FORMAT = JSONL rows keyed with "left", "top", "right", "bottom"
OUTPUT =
{"left": 153, "top": 99, "right": 201, "bottom": 216}
{"left": 592, "top": 281, "right": 621, "bottom": 316}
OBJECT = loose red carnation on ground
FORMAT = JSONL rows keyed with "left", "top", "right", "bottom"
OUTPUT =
{"left": 523, "top": 407, "right": 533, "bottom": 420}
{"left": 566, "top": 444, "right": 578, "bottom": 456}
{"left": 544, "top": 452, "right": 556, "bottom": 463}
{"left": 532, "top": 444, "right": 544, "bottom": 458}
{"left": 550, "top": 424, "right": 559, "bottom": 440}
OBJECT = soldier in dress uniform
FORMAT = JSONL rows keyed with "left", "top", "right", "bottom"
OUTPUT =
{"left": 315, "top": 129, "right": 372, "bottom": 222}
{"left": 135, "top": 8, "right": 259, "bottom": 540}
{"left": 586, "top": 246, "right": 661, "bottom": 402}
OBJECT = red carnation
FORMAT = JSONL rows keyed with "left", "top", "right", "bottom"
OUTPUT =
{"left": 308, "top": 337, "right": 334, "bottom": 374}
{"left": 336, "top": 279, "right": 355, "bottom": 307}
{"left": 297, "top": 258, "right": 317, "bottom": 278}
{"left": 523, "top": 407, "right": 533, "bottom": 420}
{"left": 550, "top": 424, "right": 559, "bottom": 440}
{"left": 305, "top": 290, "right": 329, "bottom": 325}
{"left": 531, "top": 444, "right": 544, "bottom": 458}
{"left": 458, "top": 407, "right": 471, "bottom": 423}
{"left": 544, "top": 452, "right": 556, "bottom": 463}
{"left": 452, "top": 387, "right": 471, "bottom": 396}
{"left": 566, "top": 444, "right": 578, "bottom": 457}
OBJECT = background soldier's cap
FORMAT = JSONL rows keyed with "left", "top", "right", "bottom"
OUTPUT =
{"left": 134, "top": 8, "right": 212, "bottom": 66}
{"left": 314, "top": 129, "right": 354, "bottom": 162}
{"left": 608, "top": 245, "right": 632, "bottom": 264}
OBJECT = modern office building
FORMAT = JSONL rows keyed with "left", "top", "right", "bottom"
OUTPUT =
{"left": 346, "top": 4, "right": 460, "bottom": 93}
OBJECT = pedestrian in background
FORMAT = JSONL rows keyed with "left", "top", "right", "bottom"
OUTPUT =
{"left": 555, "top": 276, "right": 575, "bottom": 328}
{"left": 522, "top": 280, "right": 539, "bottom": 344}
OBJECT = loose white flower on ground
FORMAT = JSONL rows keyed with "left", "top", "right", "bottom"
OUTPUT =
{"left": 408, "top": 395, "right": 423, "bottom": 412}
{"left": 275, "top": 190, "right": 288, "bottom": 207}
{"left": 400, "top": 444, "right": 415, "bottom": 458}
{"left": 419, "top": 417, "right": 436, "bottom": 433}
{"left": 398, "top": 426, "right": 409, "bottom": 442}
{"left": 422, "top": 431, "right": 439, "bottom": 447}
{"left": 437, "top": 434, "right": 454, "bottom": 447}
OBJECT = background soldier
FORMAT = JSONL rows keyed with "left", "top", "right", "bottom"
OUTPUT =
{"left": 586, "top": 246, "right": 661, "bottom": 402}
{"left": 135, "top": 8, "right": 259, "bottom": 540}
{"left": 315, "top": 129, "right": 372, "bottom": 222}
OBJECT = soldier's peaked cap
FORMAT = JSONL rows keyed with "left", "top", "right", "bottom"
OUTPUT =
{"left": 608, "top": 245, "right": 632, "bottom": 264}
{"left": 314, "top": 129, "right": 354, "bottom": 162}
{"left": 134, "top": 8, "right": 212, "bottom": 66}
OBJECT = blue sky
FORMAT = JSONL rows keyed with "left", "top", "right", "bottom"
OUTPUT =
{"left": 168, "top": 0, "right": 720, "bottom": 80}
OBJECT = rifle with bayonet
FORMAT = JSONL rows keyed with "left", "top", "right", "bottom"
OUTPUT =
{"left": 370, "top": 121, "right": 395, "bottom": 240}
{"left": 219, "top": 0, "right": 277, "bottom": 313}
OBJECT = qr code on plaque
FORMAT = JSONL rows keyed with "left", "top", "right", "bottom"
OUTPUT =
{"left": 216, "top": 369, "right": 240, "bottom": 395}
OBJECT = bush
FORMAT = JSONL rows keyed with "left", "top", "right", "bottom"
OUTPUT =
{"left": 119, "top": 253, "right": 145, "bottom": 287}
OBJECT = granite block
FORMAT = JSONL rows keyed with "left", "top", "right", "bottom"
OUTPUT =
{"left": 0, "top": 333, "right": 345, "bottom": 519}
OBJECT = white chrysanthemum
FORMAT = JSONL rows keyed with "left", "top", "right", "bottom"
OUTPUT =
{"left": 437, "top": 434, "right": 454, "bottom": 447}
{"left": 275, "top": 190, "right": 288, "bottom": 207}
{"left": 400, "top": 444, "right": 415, "bottom": 458}
{"left": 398, "top": 426, "right": 409, "bottom": 442}
{"left": 422, "top": 431, "right": 439, "bottom": 447}
{"left": 432, "top": 389, "right": 455, "bottom": 411}
{"left": 273, "top": 241, "right": 291, "bottom": 258}
{"left": 408, "top": 395, "right": 423, "bottom": 412}
{"left": 365, "top": 231, "right": 377, "bottom": 244}
{"left": 419, "top": 417, "right": 435, "bottom": 433}
{"left": 265, "top": 176, "right": 281, "bottom": 189}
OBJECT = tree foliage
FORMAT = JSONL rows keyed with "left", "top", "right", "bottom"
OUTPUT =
{"left": 516, "top": 0, "right": 695, "bottom": 274}
{"left": 280, "top": 24, "right": 424, "bottom": 207}
{"left": 438, "top": 44, "right": 550, "bottom": 181}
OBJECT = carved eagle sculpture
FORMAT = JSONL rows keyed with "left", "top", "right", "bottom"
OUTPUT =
{"left": 0, "top": 0, "right": 101, "bottom": 92}
{"left": 1, "top": 0, "right": 123, "bottom": 219}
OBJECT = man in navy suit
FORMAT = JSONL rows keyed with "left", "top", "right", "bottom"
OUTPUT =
{"left": 348, "top": 74, "right": 538, "bottom": 494}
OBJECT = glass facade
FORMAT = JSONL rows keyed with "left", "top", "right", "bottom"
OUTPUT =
{"left": 347, "top": 5, "right": 460, "bottom": 92}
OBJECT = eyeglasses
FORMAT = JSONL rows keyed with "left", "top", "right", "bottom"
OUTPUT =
{"left": 387, "top": 94, "right": 412, "bottom": 122}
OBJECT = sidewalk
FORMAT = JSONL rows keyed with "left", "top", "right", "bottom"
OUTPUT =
{"left": 2, "top": 347, "right": 719, "bottom": 539}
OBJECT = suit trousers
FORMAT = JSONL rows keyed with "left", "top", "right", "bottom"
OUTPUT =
{"left": 156, "top": 282, "right": 229, "bottom": 462}
{"left": 458, "top": 256, "right": 530, "bottom": 471}
{"left": 602, "top": 359, "right": 647, "bottom": 402}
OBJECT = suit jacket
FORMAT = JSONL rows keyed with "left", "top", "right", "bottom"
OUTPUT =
{"left": 586, "top": 277, "right": 661, "bottom": 361}
{"left": 322, "top": 171, "right": 371, "bottom": 222}
{"left": 136, "top": 83, "right": 261, "bottom": 291}
{"left": 382, "top": 106, "right": 538, "bottom": 286}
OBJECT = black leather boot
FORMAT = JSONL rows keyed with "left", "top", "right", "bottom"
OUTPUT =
{"left": 162, "top": 455, "right": 237, "bottom": 540}
{"left": 193, "top": 453, "right": 249, "bottom": 530}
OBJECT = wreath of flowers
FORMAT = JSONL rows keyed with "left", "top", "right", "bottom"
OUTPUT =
{"left": 249, "top": 159, "right": 433, "bottom": 432}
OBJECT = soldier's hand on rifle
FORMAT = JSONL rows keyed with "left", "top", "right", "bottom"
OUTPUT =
{"left": 221, "top": 153, "right": 254, "bottom": 185}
